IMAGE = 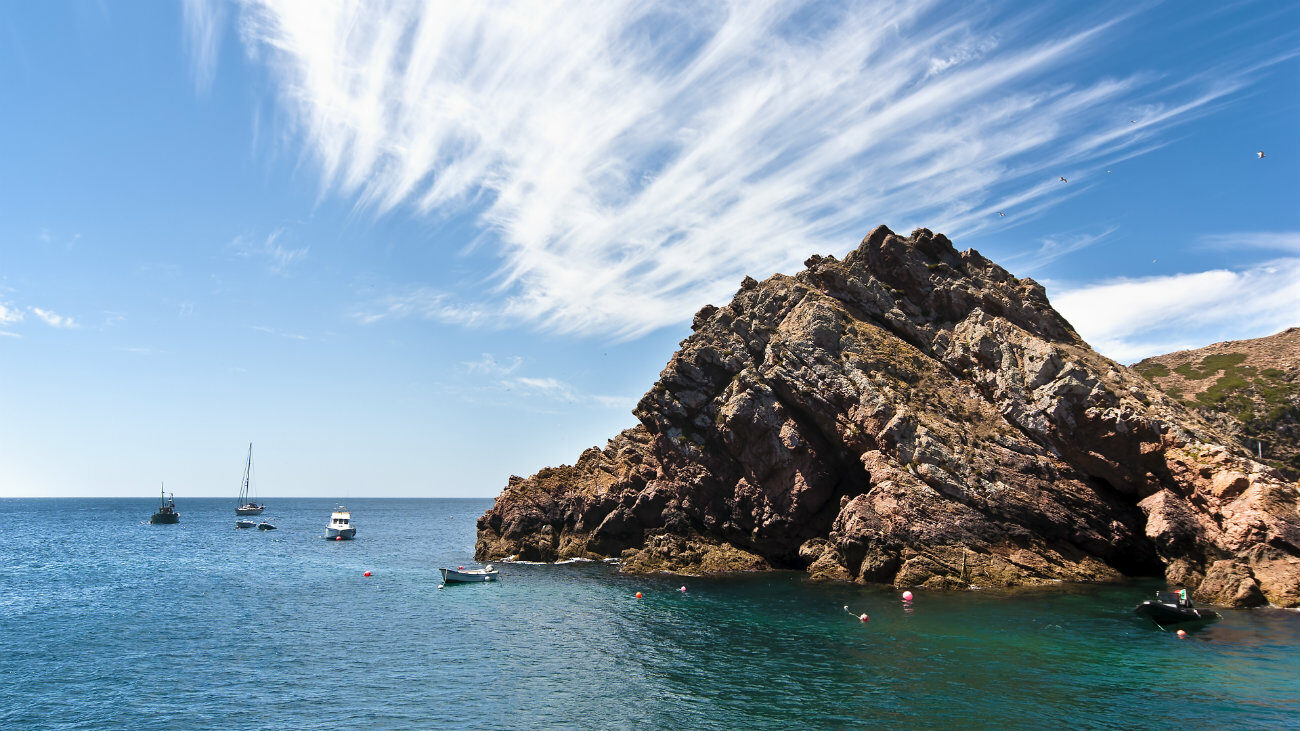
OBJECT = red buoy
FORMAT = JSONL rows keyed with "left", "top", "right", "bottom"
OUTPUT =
{"left": 335, "top": 536, "right": 342, "bottom": 541}
{"left": 363, "top": 571, "right": 371, "bottom": 577}
{"left": 859, "top": 613, "right": 869, "bottom": 622}
{"left": 1176, "top": 629, "right": 1187, "bottom": 638}
{"left": 635, "top": 592, "right": 643, "bottom": 599}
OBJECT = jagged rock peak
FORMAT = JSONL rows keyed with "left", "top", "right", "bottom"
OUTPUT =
{"left": 477, "top": 225, "right": 1300, "bottom": 608}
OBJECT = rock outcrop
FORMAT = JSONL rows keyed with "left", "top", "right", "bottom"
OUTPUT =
{"left": 1134, "top": 328, "right": 1300, "bottom": 480}
{"left": 476, "top": 226, "right": 1300, "bottom": 607}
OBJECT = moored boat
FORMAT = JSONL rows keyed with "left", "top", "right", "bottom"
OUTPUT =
{"left": 149, "top": 484, "right": 180, "bottom": 524}
{"left": 257, "top": 520, "right": 276, "bottom": 531}
{"left": 440, "top": 566, "right": 498, "bottom": 584}
{"left": 235, "top": 518, "right": 256, "bottom": 529}
{"left": 235, "top": 442, "right": 265, "bottom": 515}
{"left": 325, "top": 507, "right": 356, "bottom": 540}
{"left": 1134, "top": 589, "right": 1220, "bottom": 629}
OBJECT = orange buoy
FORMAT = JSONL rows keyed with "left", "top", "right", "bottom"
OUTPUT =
{"left": 363, "top": 571, "right": 371, "bottom": 577}
{"left": 635, "top": 592, "right": 643, "bottom": 599}
{"left": 1176, "top": 629, "right": 1187, "bottom": 638}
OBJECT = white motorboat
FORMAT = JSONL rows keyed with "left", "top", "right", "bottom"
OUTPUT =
{"left": 440, "top": 565, "right": 498, "bottom": 584}
{"left": 325, "top": 507, "right": 356, "bottom": 540}
{"left": 235, "top": 518, "right": 256, "bottom": 529}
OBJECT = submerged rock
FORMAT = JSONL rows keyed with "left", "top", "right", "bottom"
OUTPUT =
{"left": 476, "top": 226, "right": 1300, "bottom": 607}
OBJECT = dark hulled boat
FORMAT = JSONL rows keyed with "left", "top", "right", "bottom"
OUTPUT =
{"left": 1134, "top": 590, "right": 1220, "bottom": 629}
{"left": 149, "top": 484, "right": 180, "bottom": 524}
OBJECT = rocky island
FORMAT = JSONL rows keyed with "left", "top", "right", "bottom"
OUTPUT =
{"left": 476, "top": 226, "right": 1300, "bottom": 607}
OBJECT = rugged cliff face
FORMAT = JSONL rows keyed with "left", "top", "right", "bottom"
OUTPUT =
{"left": 476, "top": 226, "right": 1300, "bottom": 607}
{"left": 1135, "top": 328, "right": 1300, "bottom": 480}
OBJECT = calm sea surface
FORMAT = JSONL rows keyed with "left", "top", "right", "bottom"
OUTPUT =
{"left": 1, "top": 498, "right": 1297, "bottom": 730}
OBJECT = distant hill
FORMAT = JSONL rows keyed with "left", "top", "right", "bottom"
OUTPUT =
{"left": 1134, "top": 327, "right": 1300, "bottom": 479}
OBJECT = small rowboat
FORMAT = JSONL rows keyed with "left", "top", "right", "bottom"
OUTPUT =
{"left": 440, "top": 566, "right": 498, "bottom": 584}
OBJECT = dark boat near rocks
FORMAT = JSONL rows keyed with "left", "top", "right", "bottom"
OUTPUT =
{"left": 149, "top": 484, "right": 180, "bottom": 524}
{"left": 1135, "top": 590, "right": 1220, "bottom": 629}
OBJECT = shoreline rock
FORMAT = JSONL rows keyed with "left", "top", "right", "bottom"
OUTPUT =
{"left": 475, "top": 226, "right": 1300, "bottom": 607}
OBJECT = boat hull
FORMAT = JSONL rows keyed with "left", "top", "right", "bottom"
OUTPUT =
{"left": 1134, "top": 600, "right": 1220, "bottom": 628}
{"left": 325, "top": 527, "right": 356, "bottom": 540}
{"left": 236, "top": 520, "right": 256, "bottom": 529}
{"left": 440, "top": 568, "right": 498, "bottom": 583}
{"left": 235, "top": 505, "right": 264, "bottom": 515}
{"left": 257, "top": 522, "right": 276, "bottom": 531}
{"left": 149, "top": 513, "right": 179, "bottom": 525}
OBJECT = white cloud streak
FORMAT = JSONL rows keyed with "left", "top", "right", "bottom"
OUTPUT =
{"left": 182, "top": 0, "right": 226, "bottom": 93}
{"left": 353, "top": 286, "right": 490, "bottom": 327}
{"left": 1198, "top": 231, "right": 1300, "bottom": 254}
{"left": 0, "top": 302, "right": 23, "bottom": 325}
{"left": 232, "top": 229, "right": 308, "bottom": 274}
{"left": 30, "top": 307, "right": 77, "bottom": 329}
{"left": 225, "top": 1, "right": 1281, "bottom": 337}
{"left": 1051, "top": 258, "right": 1300, "bottom": 363}
{"left": 465, "top": 353, "right": 635, "bottom": 409}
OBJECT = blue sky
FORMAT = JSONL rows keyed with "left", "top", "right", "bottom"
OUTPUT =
{"left": 1, "top": 1, "right": 1296, "bottom": 498}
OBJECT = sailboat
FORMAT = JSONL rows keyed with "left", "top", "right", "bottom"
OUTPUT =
{"left": 235, "top": 442, "right": 265, "bottom": 515}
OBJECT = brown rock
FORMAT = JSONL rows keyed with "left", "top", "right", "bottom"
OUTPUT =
{"left": 476, "top": 226, "right": 1300, "bottom": 607}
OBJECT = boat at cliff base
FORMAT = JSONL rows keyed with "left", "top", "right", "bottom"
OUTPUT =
{"left": 1134, "top": 589, "right": 1220, "bottom": 629}
{"left": 440, "top": 566, "right": 498, "bottom": 584}
{"left": 325, "top": 507, "right": 355, "bottom": 540}
{"left": 149, "top": 484, "right": 180, "bottom": 524}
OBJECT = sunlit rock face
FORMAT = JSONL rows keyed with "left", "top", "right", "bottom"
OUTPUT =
{"left": 476, "top": 226, "right": 1300, "bottom": 607}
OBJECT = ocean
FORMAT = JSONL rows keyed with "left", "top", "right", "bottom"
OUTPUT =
{"left": 1, "top": 498, "right": 1297, "bottom": 730}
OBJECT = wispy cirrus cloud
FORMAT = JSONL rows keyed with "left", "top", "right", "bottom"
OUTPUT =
{"left": 463, "top": 353, "right": 635, "bottom": 410}
{"left": 0, "top": 302, "right": 23, "bottom": 326}
{"left": 353, "top": 286, "right": 490, "bottom": 328}
{"left": 1198, "top": 231, "right": 1300, "bottom": 253}
{"left": 1004, "top": 226, "right": 1119, "bottom": 274}
{"left": 30, "top": 307, "right": 77, "bottom": 329}
{"left": 216, "top": 1, "right": 1287, "bottom": 337}
{"left": 1051, "top": 258, "right": 1300, "bottom": 363}
{"left": 181, "top": 0, "right": 227, "bottom": 93}
{"left": 232, "top": 229, "right": 308, "bottom": 274}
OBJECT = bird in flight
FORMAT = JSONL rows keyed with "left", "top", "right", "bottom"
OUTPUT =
{"left": 1059, "top": 176, "right": 1068, "bottom": 182}
{"left": 998, "top": 211, "right": 1006, "bottom": 217}
{"left": 1257, "top": 150, "right": 1266, "bottom": 159}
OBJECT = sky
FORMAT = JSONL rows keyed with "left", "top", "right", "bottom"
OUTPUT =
{"left": 0, "top": 0, "right": 1296, "bottom": 498}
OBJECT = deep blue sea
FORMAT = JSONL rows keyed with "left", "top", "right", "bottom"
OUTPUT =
{"left": 1, "top": 498, "right": 1298, "bottom": 730}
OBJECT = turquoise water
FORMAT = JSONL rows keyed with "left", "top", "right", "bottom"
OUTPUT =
{"left": 1, "top": 498, "right": 1297, "bottom": 730}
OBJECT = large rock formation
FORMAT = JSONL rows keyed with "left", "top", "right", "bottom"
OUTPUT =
{"left": 1134, "top": 328, "right": 1300, "bottom": 480}
{"left": 476, "top": 226, "right": 1300, "bottom": 607}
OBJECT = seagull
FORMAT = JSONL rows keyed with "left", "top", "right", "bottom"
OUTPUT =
{"left": 1106, "top": 169, "right": 1112, "bottom": 173}
{"left": 1257, "top": 150, "right": 1266, "bottom": 159}
{"left": 998, "top": 211, "right": 1006, "bottom": 217}
{"left": 1059, "top": 176, "right": 1068, "bottom": 183}
{"left": 1129, "top": 120, "right": 1136, "bottom": 124}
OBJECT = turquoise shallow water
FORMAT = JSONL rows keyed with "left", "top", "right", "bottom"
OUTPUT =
{"left": 1, "top": 498, "right": 1297, "bottom": 730}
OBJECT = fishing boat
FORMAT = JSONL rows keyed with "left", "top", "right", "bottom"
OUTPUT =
{"left": 439, "top": 565, "right": 498, "bottom": 584}
{"left": 1134, "top": 589, "right": 1220, "bottom": 629}
{"left": 149, "top": 484, "right": 180, "bottom": 524}
{"left": 325, "top": 506, "right": 356, "bottom": 540}
{"left": 257, "top": 520, "right": 276, "bottom": 531}
{"left": 234, "top": 442, "right": 265, "bottom": 515}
